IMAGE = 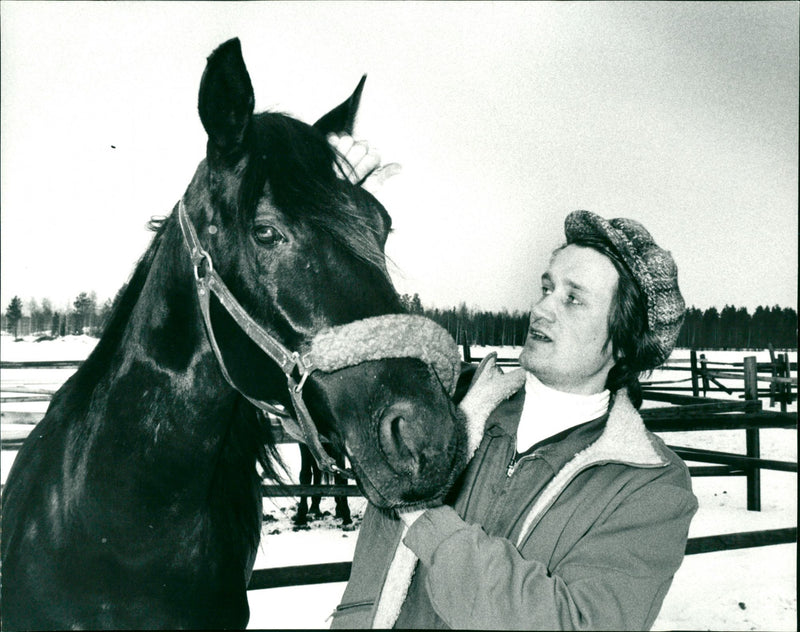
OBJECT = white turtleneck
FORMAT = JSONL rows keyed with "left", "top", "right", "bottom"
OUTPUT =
{"left": 515, "top": 372, "right": 610, "bottom": 454}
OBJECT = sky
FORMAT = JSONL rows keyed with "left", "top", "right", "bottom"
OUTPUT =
{"left": 1, "top": 1, "right": 797, "bottom": 315}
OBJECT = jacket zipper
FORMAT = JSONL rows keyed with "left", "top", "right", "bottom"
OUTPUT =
{"left": 506, "top": 452, "right": 538, "bottom": 477}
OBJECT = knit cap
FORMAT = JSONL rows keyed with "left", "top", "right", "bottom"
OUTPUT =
{"left": 564, "top": 210, "right": 685, "bottom": 367}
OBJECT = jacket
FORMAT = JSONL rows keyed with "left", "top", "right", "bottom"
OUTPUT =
{"left": 330, "top": 386, "right": 697, "bottom": 630}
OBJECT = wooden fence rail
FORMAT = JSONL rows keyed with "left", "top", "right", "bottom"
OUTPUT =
{"left": 246, "top": 526, "right": 799, "bottom": 591}
{"left": 1, "top": 360, "right": 83, "bottom": 369}
{"left": 2, "top": 349, "right": 796, "bottom": 594}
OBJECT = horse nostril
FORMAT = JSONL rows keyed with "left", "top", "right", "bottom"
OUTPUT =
{"left": 391, "top": 415, "right": 413, "bottom": 459}
{"left": 379, "top": 404, "right": 421, "bottom": 477}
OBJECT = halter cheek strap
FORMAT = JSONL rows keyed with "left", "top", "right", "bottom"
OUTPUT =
{"left": 177, "top": 199, "right": 347, "bottom": 478}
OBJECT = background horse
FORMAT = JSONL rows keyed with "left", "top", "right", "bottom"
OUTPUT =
{"left": 294, "top": 443, "right": 351, "bottom": 526}
{"left": 1, "top": 38, "right": 467, "bottom": 630}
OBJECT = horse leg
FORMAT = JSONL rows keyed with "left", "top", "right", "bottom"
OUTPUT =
{"left": 333, "top": 452, "right": 352, "bottom": 525}
{"left": 309, "top": 459, "right": 324, "bottom": 519}
{"left": 293, "top": 445, "right": 312, "bottom": 525}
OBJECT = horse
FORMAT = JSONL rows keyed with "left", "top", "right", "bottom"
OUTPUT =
{"left": 294, "top": 443, "right": 352, "bottom": 526}
{"left": 0, "top": 38, "right": 468, "bottom": 630}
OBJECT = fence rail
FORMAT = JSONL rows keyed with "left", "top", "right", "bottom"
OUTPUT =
{"left": 246, "top": 526, "right": 799, "bottom": 590}
{"left": 2, "top": 348, "right": 796, "bottom": 595}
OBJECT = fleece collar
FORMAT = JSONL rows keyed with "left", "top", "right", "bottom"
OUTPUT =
{"left": 489, "top": 386, "right": 668, "bottom": 468}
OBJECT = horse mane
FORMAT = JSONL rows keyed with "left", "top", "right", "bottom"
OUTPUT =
{"left": 239, "top": 112, "right": 394, "bottom": 285}
{"left": 49, "top": 219, "right": 172, "bottom": 421}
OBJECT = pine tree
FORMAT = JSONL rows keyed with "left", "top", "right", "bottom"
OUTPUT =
{"left": 700, "top": 307, "right": 720, "bottom": 349}
{"left": 719, "top": 305, "right": 737, "bottom": 350}
{"left": 735, "top": 307, "right": 750, "bottom": 349}
{"left": 751, "top": 306, "right": 768, "bottom": 349}
{"left": 72, "top": 292, "right": 97, "bottom": 335}
{"left": 5, "top": 296, "right": 23, "bottom": 338}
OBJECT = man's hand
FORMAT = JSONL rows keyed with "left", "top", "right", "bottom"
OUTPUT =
{"left": 459, "top": 354, "right": 525, "bottom": 457}
{"left": 328, "top": 133, "right": 402, "bottom": 194}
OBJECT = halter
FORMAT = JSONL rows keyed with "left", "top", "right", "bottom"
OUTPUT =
{"left": 177, "top": 199, "right": 350, "bottom": 478}
{"left": 176, "top": 198, "right": 462, "bottom": 481}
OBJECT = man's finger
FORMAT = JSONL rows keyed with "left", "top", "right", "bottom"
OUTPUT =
{"left": 362, "top": 162, "right": 403, "bottom": 193}
{"left": 351, "top": 151, "right": 382, "bottom": 183}
{"left": 331, "top": 134, "right": 354, "bottom": 156}
{"left": 345, "top": 141, "right": 369, "bottom": 170}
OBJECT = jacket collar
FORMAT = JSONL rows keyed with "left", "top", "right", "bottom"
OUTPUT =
{"left": 487, "top": 384, "right": 669, "bottom": 470}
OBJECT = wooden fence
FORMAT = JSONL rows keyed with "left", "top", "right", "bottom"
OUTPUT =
{"left": 1, "top": 348, "right": 796, "bottom": 592}
{"left": 646, "top": 347, "right": 796, "bottom": 411}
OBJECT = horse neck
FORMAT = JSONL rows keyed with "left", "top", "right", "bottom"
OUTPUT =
{"left": 79, "top": 222, "right": 273, "bottom": 492}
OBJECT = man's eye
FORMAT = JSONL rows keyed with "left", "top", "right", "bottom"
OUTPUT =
{"left": 567, "top": 294, "right": 582, "bottom": 305}
{"left": 254, "top": 224, "right": 284, "bottom": 245}
{"left": 541, "top": 286, "right": 552, "bottom": 296}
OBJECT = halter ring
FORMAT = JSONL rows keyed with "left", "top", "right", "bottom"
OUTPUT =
{"left": 192, "top": 248, "right": 214, "bottom": 282}
{"left": 293, "top": 369, "right": 311, "bottom": 393}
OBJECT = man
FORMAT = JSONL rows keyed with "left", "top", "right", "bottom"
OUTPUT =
{"left": 329, "top": 137, "right": 697, "bottom": 630}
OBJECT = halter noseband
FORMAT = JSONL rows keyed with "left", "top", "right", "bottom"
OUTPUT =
{"left": 176, "top": 198, "right": 461, "bottom": 481}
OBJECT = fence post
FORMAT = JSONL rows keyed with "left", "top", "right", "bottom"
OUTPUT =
{"left": 743, "top": 356, "right": 761, "bottom": 511}
{"left": 767, "top": 343, "right": 777, "bottom": 408}
{"left": 699, "top": 353, "right": 710, "bottom": 396}
{"left": 779, "top": 353, "right": 790, "bottom": 413}
{"left": 462, "top": 334, "right": 471, "bottom": 363}
{"left": 690, "top": 350, "right": 699, "bottom": 397}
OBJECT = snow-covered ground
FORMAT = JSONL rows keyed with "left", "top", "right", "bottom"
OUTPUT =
{"left": 1, "top": 335, "right": 796, "bottom": 629}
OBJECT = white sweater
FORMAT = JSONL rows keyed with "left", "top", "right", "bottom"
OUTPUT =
{"left": 515, "top": 372, "right": 610, "bottom": 453}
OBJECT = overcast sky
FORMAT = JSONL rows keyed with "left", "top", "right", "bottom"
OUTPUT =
{"left": 1, "top": 1, "right": 797, "bottom": 315}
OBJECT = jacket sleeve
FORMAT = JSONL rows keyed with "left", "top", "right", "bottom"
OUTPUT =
{"left": 403, "top": 482, "right": 697, "bottom": 630}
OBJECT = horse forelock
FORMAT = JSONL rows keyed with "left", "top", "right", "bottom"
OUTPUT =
{"left": 238, "top": 112, "right": 393, "bottom": 285}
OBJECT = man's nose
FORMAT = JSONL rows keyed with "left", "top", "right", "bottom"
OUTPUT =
{"left": 531, "top": 294, "right": 556, "bottom": 321}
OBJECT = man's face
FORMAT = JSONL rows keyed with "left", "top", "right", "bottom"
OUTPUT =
{"left": 519, "top": 244, "right": 618, "bottom": 394}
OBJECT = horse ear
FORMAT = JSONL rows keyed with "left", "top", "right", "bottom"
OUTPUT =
{"left": 198, "top": 38, "right": 255, "bottom": 161}
{"left": 313, "top": 75, "right": 366, "bottom": 136}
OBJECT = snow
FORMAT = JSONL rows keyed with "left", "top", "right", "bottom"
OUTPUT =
{"left": 0, "top": 332, "right": 99, "bottom": 362}
{"left": 1, "top": 336, "right": 796, "bottom": 629}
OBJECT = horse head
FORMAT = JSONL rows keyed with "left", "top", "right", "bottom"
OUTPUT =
{"left": 182, "top": 39, "right": 468, "bottom": 509}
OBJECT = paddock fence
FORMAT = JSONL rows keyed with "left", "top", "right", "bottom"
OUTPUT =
{"left": 1, "top": 347, "right": 796, "bottom": 591}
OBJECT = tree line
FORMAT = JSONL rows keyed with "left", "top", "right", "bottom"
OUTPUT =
{"left": 398, "top": 294, "right": 797, "bottom": 351}
{"left": 2, "top": 292, "right": 797, "bottom": 351}
{"left": 676, "top": 305, "right": 797, "bottom": 350}
{"left": 2, "top": 292, "right": 114, "bottom": 339}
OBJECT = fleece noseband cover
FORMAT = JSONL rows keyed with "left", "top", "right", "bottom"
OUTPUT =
{"left": 306, "top": 314, "right": 461, "bottom": 395}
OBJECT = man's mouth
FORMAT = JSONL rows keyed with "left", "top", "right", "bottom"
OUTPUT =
{"left": 528, "top": 327, "right": 552, "bottom": 342}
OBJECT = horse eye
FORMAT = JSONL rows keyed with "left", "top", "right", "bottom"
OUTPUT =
{"left": 253, "top": 224, "right": 284, "bottom": 246}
